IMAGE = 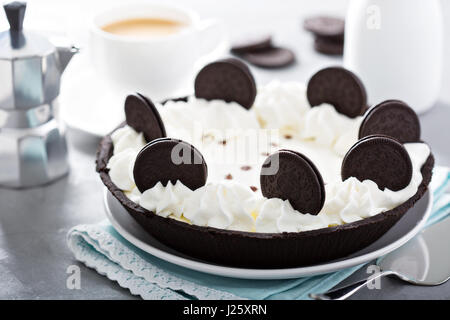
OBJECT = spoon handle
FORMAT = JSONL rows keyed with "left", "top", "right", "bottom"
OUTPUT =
{"left": 309, "top": 270, "right": 396, "bottom": 300}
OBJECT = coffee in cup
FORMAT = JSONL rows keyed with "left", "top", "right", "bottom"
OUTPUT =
{"left": 101, "top": 17, "right": 187, "bottom": 38}
{"left": 90, "top": 4, "right": 228, "bottom": 100}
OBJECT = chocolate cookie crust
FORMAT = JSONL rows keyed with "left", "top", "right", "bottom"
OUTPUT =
{"left": 96, "top": 120, "right": 434, "bottom": 268}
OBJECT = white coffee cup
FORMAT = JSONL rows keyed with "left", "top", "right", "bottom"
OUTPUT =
{"left": 90, "top": 3, "right": 228, "bottom": 100}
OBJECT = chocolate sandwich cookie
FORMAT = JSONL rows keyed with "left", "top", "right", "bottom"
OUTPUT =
{"left": 260, "top": 150, "right": 325, "bottom": 215}
{"left": 314, "top": 36, "right": 343, "bottom": 56}
{"left": 195, "top": 58, "right": 257, "bottom": 109}
{"left": 359, "top": 100, "right": 421, "bottom": 143}
{"left": 307, "top": 67, "right": 367, "bottom": 118}
{"left": 341, "top": 134, "right": 413, "bottom": 191}
{"left": 133, "top": 138, "right": 208, "bottom": 193}
{"left": 231, "top": 34, "right": 273, "bottom": 54}
{"left": 240, "top": 46, "right": 296, "bottom": 69}
{"left": 125, "top": 93, "right": 166, "bottom": 142}
{"left": 304, "top": 16, "right": 345, "bottom": 42}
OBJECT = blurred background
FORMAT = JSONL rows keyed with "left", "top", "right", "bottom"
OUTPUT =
{"left": 1, "top": 0, "right": 448, "bottom": 103}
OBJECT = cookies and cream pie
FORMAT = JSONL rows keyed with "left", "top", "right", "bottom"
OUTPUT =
{"left": 96, "top": 59, "right": 433, "bottom": 267}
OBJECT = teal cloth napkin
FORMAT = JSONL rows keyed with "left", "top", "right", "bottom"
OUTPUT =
{"left": 67, "top": 166, "right": 450, "bottom": 300}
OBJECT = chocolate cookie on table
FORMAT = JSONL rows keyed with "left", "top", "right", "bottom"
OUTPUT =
{"left": 304, "top": 16, "right": 345, "bottom": 56}
{"left": 240, "top": 46, "right": 296, "bottom": 69}
{"left": 231, "top": 34, "right": 273, "bottom": 54}
{"left": 314, "top": 36, "right": 343, "bottom": 56}
{"left": 230, "top": 34, "right": 296, "bottom": 69}
{"left": 304, "top": 16, "right": 345, "bottom": 41}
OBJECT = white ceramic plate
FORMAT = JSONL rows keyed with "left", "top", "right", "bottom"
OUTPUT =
{"left": 103, "top": 188, "right": 432, "bottom": 280}
{"left": 60, "top": 53, "right": 128, "bottom": 138}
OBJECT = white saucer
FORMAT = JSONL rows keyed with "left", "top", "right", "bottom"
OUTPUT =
{"left": 103, "top": 187, "right": 432, "bottom": 279}
{"left": 60, "top": 52, "right": 128, "bottom": 138}
{"left": 60, "top": 52, "right": 196, "bottom": 138}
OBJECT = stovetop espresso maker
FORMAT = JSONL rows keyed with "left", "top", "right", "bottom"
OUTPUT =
{"left": 0, "top": 2, "right": 78, "bottom": 188}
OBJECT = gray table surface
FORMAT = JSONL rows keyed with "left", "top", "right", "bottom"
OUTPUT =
{"left": 0, "top": 0, "right": 449, "bottom": 300}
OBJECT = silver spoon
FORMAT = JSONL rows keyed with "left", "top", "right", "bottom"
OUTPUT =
{"left": 310, "top": 216, "right": 450, "bottom": 300}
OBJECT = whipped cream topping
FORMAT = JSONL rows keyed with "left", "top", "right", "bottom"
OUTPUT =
{"left": 107, "top": 81, "right": 431, "bottom": 233}
{"left": 253, "top": 80, "right": 363, "bottom": 156}
{"left": 160, "top": 97, "right": 260, "bottom": 143}
{"left": 110, "top": 125, "right": 146, "bottom": 155}
{"left": 253, "top": 81, "right": 310, "bottom": 134}
{"left": 107, "top": 126, "right": 146, "bottom": 191}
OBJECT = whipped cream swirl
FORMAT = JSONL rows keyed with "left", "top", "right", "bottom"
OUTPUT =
{"left": 107, "top": 126, "right": 146, "bottom": 191}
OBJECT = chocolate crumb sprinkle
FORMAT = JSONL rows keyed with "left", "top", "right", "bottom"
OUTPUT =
{"left": 225, "top": 174, "right": 233, "bottom": 180}
{"left": 241, "top": 165, "right": 252, "bottom": 171}
{"left": 284, "top": 134, "right": 293, "bottom": 139}
{"left": 250, "top": 186, "right": 258, "bottom": 192}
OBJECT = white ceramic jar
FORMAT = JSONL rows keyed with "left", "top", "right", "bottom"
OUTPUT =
{"left": 344, "top": 0, "right": 443, "bottom": 113}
